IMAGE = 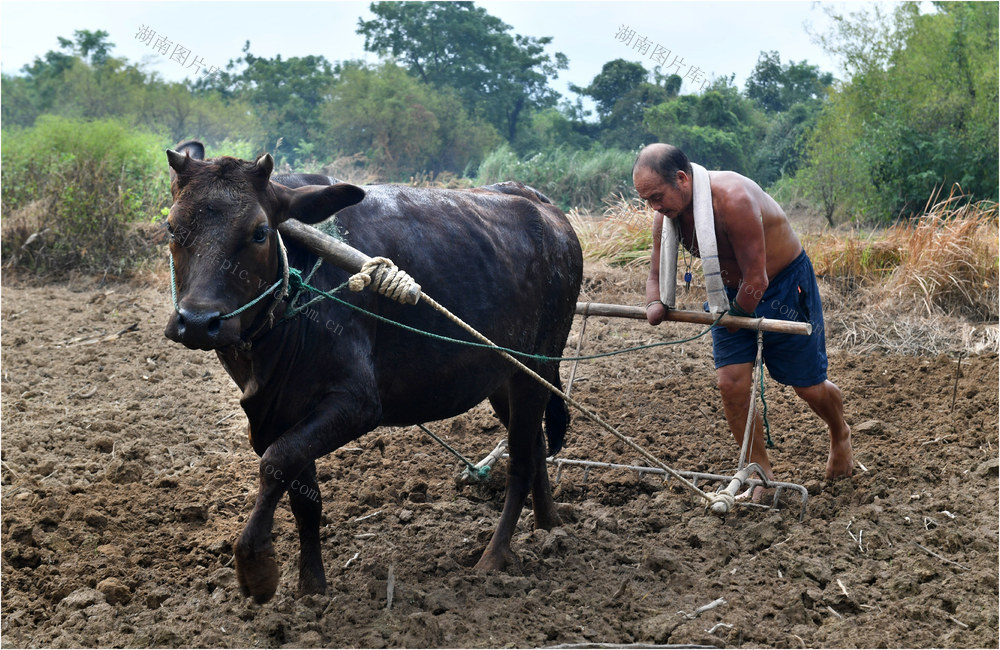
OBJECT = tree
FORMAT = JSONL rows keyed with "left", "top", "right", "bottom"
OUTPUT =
{"left": 643, "top": 80, "right": 766, "bottom": 174}
{"left": 799, "top": 97, "right": 865, "bottom": 226}
{"left": 571, "top": 59, "right": 647, "bottom": 119}
{"left": 752, "top": 101, "right": 818, "bottom": 189}
{"left": 800, "top": 1, "right": 998, "bottom": 220}
{"left": 571, "top": 59, "right": 681, "bottom": 150}
{"left": 14, "top": 32, "right": 153, "bottom": 125}
{"left": 357, "top": 1, "right": 568, "bottom": 142}
{"left": 195, "top": 43, "right": 337, "bottom": 164}
{"left": 60, "top": 29, "right": 113, "bottom": 67}
{"left": 599, "top": 82, "right": 669, "bottom": 150}
{"left": 316, "top": 62, "right": 500, "bottom": 178}
{"left": 746, "top": 51, "right": 834, "bottom": 113}
{"left": 513, "top": 105, "right": 594, "bottom": 154}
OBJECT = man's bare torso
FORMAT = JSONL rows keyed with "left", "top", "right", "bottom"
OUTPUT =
{"left": 676, "top": 171, "right": 802, "bottom": 288}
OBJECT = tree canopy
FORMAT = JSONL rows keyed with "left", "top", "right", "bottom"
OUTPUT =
{"left": 3, "top": 2, "right": 995, "bottom": 220}
{"left": 800, "top": 1, "right": 998, "bottom": 219}
{"left": 745, "top": 51, "right": 834, "bottom": 113}
{"left": 357, "top": 1, "right": 568, "bottom": 142}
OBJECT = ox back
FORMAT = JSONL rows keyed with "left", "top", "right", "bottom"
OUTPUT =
{"left": 220, "top": 183, "right": 581, "bottom": 455}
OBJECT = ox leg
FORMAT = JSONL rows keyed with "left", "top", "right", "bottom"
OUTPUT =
{"left": 529, "top": 422, "right": 560, "bottom": 531}
{"left": 234, "top": 464, "right": 284, "bottom": 603}
{"left": 288, "top": 461, "right": 326, "bottom": 596}
{"left": 475, "top": 374, "right": 548, "bottom": 572}
{"left": 488, "top": 385, "right": 511, "bottom": 429}
{"left": 234, "top": 392, "right": 378, "bottom": 603}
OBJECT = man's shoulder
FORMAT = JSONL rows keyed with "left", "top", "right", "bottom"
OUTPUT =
{"left": 708, "top": 170, "right": 753, "bottom": 195}
{"left": 709, "top": 171, "right": 757, "bottom": 214}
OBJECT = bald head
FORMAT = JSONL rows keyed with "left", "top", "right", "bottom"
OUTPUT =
{"left": 632, "top": 143, "right": 692, "bottom": 189}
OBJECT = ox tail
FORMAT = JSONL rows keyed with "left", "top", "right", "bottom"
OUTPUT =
{"left": 544, "top": 380, "right": 569, "bottom": 456}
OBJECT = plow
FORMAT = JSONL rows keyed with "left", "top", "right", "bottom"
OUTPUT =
{"left": 278, "top": 218, "right": 812, "bottom": 520}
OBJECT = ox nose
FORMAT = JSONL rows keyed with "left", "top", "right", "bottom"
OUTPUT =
{"left": 166, "top": 306, "right": 225, "bottom": 350}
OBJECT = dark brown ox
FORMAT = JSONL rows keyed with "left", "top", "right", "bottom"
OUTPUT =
{"left": 163, "top": 141, "right": 583, "bottom": 603}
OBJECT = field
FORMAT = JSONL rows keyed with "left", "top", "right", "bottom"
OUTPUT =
{"left": 1, "top": 229, "right": 998, "bottom": 647}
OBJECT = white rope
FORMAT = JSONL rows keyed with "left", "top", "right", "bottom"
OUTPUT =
{"left": 349, "top": 257, "right": 420, "bottom": 304}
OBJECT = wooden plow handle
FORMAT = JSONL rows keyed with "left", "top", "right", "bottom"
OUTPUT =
{"left": 575, "top": 301, "right": 812, "bottom": 336}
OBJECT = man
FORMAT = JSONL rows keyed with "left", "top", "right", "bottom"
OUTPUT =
{"left": 633, "top": 143, "right": 853, "bottom": 496}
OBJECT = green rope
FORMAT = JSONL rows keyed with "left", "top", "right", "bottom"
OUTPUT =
{"left": 168, "top": 249, "right": 283, "bottom": 320}
{"left": 171, "top": 248, "right": 722, "bottom": 363}
{"left": 280, "top": 266, "right": 722, "bottom": 363}
{"left": 417, "top": 424, "right": 490, "bottom": 481}
{"left": 758, "top": 347, "right": 775, "bottom": 448}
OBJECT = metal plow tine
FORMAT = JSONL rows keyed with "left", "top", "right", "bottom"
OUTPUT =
{"left": 468, "top": 442, "right": 809, "bottom": 521}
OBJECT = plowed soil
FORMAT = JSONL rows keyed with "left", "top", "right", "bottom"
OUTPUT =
{"left": 2, "top": 263, "right": 997, "bottom": 649}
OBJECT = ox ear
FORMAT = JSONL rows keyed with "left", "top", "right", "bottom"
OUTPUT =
{"left": 167, "top": 140, "right": 207, "bottom": 189}
{"left": 175, "top": 140, "right": 205, "bottom": 160}
{"left": 281, "top": 183, "right": 366, "bottom": 225}
{"left": 249, "top": 153, "right": 274, "bottom": 191}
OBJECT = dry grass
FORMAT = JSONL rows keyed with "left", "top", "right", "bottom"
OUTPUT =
{"left": 825, "top": 310, "right": 998, "bottom": 356}
{"left": 809, "top": 192, "right": 998, "bottom": 321}
{"left": 568, "top": 195, "right": 655, "bottom": 268}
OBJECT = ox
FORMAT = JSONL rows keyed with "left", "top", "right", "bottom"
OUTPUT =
{"left": 163, "top": 141, "right": 583, "bottom": 603}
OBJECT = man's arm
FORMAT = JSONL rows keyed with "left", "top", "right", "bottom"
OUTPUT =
{"left": 719, "top": 189, "right": 768, "bottom": 316}
{"left": 646, "top": 211, "right": 667, "bottom": 325}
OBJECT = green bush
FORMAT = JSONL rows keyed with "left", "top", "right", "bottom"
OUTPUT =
{"left": 1, "top": 116, "right": 169, "bottom": 275}
{"left": 476, "top": 144, "right": 634, "bottom": 211}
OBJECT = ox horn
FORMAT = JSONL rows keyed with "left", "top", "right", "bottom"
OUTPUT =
{"left": 250, "top": 153, "right": 274, "bottom": 191}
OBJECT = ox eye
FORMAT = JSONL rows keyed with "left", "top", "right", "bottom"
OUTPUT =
{"left": 252, "top": 225, "right": 271, "bottom": 244}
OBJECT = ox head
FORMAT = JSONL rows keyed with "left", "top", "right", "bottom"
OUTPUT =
{"left": 163, "top": 140, "right": 365, "bottom": 350}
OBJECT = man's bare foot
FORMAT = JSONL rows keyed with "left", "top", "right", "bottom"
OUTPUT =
{"left": 826, "top": 425, "right": 854, "bottom": 479}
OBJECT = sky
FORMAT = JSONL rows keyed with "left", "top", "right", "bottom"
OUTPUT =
{"left": 0, "top": 0, "right": 868, "bottom": 105}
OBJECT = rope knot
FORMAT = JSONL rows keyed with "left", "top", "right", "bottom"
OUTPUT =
{"left": 286, "top": 268, "right": 305, "bottom": 293}
{"left": 349, "top": 257, "right": 421, "bottom": 304}
{"left": 707, "top": 492, "right": 736, "bottom": 515}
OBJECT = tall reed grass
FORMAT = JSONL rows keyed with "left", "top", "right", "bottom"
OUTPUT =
{"left": 477, "top": 145, "right": 634, "bottom": 211}
{"left": 567, "top": 195, "right": 654, "bottom": 268}
{"left": 808, "top": 192, "right": 998, "bottom": 320}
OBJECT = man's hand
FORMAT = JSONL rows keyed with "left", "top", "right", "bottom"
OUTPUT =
{"left": 726, "top": 298, "right": 755, "bottom": 333}
{"left": 646, "top": 300, "right": 667, "bottom": 326}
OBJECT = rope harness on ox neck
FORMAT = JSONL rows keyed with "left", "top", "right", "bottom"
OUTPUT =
{"left": 167, "top": 231, "right": 420, "bottom": 350}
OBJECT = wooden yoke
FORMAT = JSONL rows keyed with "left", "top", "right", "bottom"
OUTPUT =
{"left": 278, "top": 219, "right": 422, "bottom": 305}
{"left": 278, "top": 219, "right": 810, "bottom": 336}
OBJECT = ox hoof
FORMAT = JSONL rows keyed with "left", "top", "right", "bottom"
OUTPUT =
{"left": 534, "top": 512, "right": 561, "bottom": 531}
{"left": 297, "top": 572, "right": 327, "bottom": 598}
{"left": 234, "top": 543, "right": 280, "bottom": 604}
{"left": 473, "top": 548, "right": 519, "bottom": 573}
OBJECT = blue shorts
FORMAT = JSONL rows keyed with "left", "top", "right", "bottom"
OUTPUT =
{"left": 710, "top": 251, "right": 828, "bottom": 387}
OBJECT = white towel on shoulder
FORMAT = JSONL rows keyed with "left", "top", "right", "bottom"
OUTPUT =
{"left": 658, "top": 163, "right": 730, "bottom": 314}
